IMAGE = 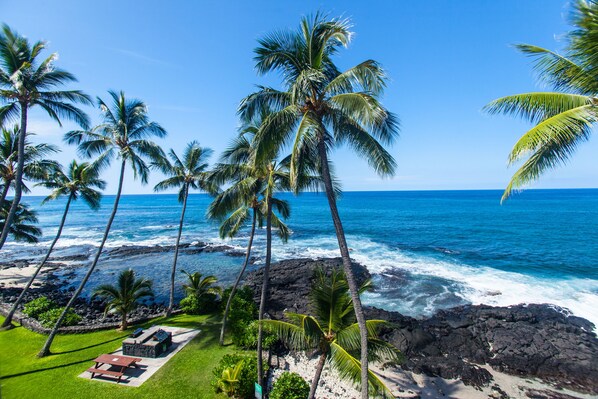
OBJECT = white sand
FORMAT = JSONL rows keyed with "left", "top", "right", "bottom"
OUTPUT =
{"left": 269, "top": 352, "right": 595, "bottom": 399}
{"left": 0, "top": 265, "right": 41, "bottom": 287}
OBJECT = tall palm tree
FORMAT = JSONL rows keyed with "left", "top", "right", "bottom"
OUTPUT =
{"left": 38, "top": 90, "right": 166, "bottom": 357}
{"left": 485, "top": 0, "right": 598, "bottom": 202}
{"left": 0, "top": 125, "right": 60, "bottom": 205}
{"left": 240, "top": 14, "right": 399, "bottom": 396}
{"left": 0, "top": 24, "right": 91, "bottom": 249}
{"left": 0, "top": 200, "right": 41, "bottom": 243}
{"left": 263, "top": 268, "right": 400, "bottom": 399}
{"left": 92, "top": 269, "right": 154, "bottom": 331}
{"left": 208, "top": 135, "right": 294, "bottom": 386}
{"left": 153, "top": 141, "right": 213, "bottom": 317}
{"left": 1, "top": 160, "right": 105, "bottom": 329}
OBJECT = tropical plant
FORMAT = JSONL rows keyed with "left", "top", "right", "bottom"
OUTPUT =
{"left": 153, "top": 141, "right": 213, "bottom": 317}
{"left": 217, "top": 360, "right": 245, "bottom": 398}
{"left": 179, "top": 270, "right": 222, "bottom": 315}
{"left": 22, "top": 296, "right": 55, "bottom": 319}
{"left": 0, "top": 24, "right": 91, "bottom": 249}
{"left": 240, "top": 15, "right": 399, "bottom": 397}
{"left": 219, "top": 286, "right": 258, "bottom": 347}
{"left": 38, "top": 90, "right": 166, "bottom": 356}
{"left": 212, "top": 353, "right": 265, "bottom": 399}
{"left": 91, "top": 269, "right": 154, "bottom": 331}
{"left": 263, "top": 268, "right": 401, "bottom": 399}
{"left": 0, "top": 125, "right": 60, "bottom": 205}
{"left": 0, "top": 199, "right": 41, "bottom": 243}
{"left": 38, "top": 307, "right": 81, "bottom": 328}
{"left": 270, "top": 372, "right": 310, "bottom": 399}
{"left": 1, "top": 160, "right": 105, "bottom": 329}
{"left": 484, "top": 0, "right": 598, "bottom": 202}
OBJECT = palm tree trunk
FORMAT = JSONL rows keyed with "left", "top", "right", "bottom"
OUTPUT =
{"left": 219, "top": 208, "right": 257, "bottom": 345}
{"left": 317, "top": 139, "right": 370, "bottom": 399}
{"left": 38, "top": 159, "right": 127, "bottom": 357}
{"left": 1, "top": 193, "right": 74, "bottom": 329}
{"left": 166, "top": 183, "right": 189, "bottom": 317}
{"left": 308, "top": 351, "right": 328, "bottom": 399}
{"left": 257, "top": 198, "right": 273, "bottom": 389}
{"left": 0, "top": 104, "right": 27, "bottom": 250}
{"left": 121, "top": 312, "right": 128, "bottom": 331}
{"left": 0, "top": 179, "right": 11, "bottom": 205}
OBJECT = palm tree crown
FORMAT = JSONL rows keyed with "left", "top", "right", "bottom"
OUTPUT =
{"left": 38, "top": 160, "right": 106, "bottom": 209}
{"left": 0, "top": 125, "right": 59, "bottom": 202}
{"left": 0, "top": 201, "right": 41, "bottom": 243}
{"left": 485, "top": 0, "right": 598, "bottom": 201}
{"left": 181, "top": 270, "right": 222, "bottom": 298}
{"left": 65, "top": 90, "right": 167, "bottom": 180}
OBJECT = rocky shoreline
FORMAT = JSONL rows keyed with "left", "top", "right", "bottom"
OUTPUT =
{"left": 244, "top": 257, "right": 598, "bottom": 396}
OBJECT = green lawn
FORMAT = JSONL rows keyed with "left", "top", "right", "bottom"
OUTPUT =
{"left": 0, "top": 314, "right": 236, "bottom": 398}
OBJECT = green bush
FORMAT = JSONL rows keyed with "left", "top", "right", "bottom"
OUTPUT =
{"left": 23, "top": 296, "right": 56, "bottom": 319}
{"left": 212, "top": 353, "right": 267, "bottom": 399}
{"left": 221, "top": 286, "right": 260, "bottom": 348}
{"left": 235, "top": 321, "right": 277, "bottom": 350}
{"left": 180, "top": 292, "right": 219, "bottom": 315}
{"left": 270, "top": 372, "right": 310, "bottom": 399}
{"left": 38, "top": 307, "right": 82, "bottom": 328}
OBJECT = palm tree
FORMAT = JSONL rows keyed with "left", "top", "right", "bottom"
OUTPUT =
{"left": 485, "top": 1, "right": 598, "bottom": 202}
{"left": 38, "top": 90, "right": 166, "bottom": 357}
{"left": 181, "top": 270, "right": 222, "bottom": 299}
{"left": 0, "top": 24, "right": 91, "bottom": 249}
{"left": 0, "top": 200, "right": 41, "bottom": 243}
{"left": 263, "top": 268, "right": 400, "bottom": 399}
{"left": 1, "top": 160, "right": 105, "bottom": 329}
{"left": 92, "top": 269, "right": 154, "bottom": 331}
{"left": 153, "top": 141, "right": 213, "bottom": 317}
{"left": 0, "top": 125, "right": 60, "bottom": 205}
{"left": 239, "top": 14, "right": 399, "bottom": 397}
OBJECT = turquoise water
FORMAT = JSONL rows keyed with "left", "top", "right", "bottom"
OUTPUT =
{"left": 4, "top": 189, "right": 598, "bottom": 326}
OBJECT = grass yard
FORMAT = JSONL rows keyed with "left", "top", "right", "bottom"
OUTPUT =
{"left": 0, "top": 314, "right": 236, "bottom": 398}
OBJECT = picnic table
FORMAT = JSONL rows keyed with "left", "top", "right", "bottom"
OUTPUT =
{"left": 87, "top": 354, "right": 142, "bottom": 383}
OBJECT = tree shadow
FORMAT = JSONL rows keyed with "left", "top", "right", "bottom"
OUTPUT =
{"left": 53, "top": 334, "right": 129, "bottom": 355}
{"left": 0, "top": 357, "right": 95, "bottom": 380}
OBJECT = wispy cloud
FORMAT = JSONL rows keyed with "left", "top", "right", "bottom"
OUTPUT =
{"left": 108, "top": 47, "right": 176, "bottom": 68}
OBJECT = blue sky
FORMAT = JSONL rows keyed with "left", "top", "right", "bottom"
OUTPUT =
{"left": 3, "top": 0, "right": 597, "bottom": 195}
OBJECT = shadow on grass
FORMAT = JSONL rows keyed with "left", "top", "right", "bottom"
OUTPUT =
{"left": 53, "top": 334, "right": 129, "bottom": 355}
{"left": 0, "top": 357, "right": 95, "bottom": 380}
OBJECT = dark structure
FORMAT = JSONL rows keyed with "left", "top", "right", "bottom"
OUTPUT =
{"left": 122, "top": 326, "right": 172, "bottom": 358}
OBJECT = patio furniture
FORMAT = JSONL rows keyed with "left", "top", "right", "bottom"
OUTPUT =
{"left": 122, "top": 326, "right": 172, "bottom": 358}
{"left": 87, "top": 354, "right": 142, "bottom": 383}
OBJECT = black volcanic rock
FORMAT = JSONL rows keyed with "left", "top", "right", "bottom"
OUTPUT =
{"left": 243, "top": 257, "right": 370, "bottom": 320}
{"left": 244, "top": 258, "right": 598, "bottom": 394}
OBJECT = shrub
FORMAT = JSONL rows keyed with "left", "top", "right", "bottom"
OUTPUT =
{"left": 38, "top": 307, "right": 82, "bottom": 328}
{"left": 270, "top": 372, "right": 310, "bottom": 399}
{"left": 221, "top": 286, "right": 259, "bottom": 347}
{"left": 212, "top": 353, "right": 267, "bottom": 399}
{"left": 180, "top": 292, "right": 219, "bottom": 315}
{"left": 235, "top": 321, "right": 277, "bottom": 350}
{"left": 23, "top": 296, "right": 56, "bottom": 319}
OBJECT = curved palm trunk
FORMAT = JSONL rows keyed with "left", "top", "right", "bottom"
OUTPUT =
{"left": 0, "top": 104, "right": 27, "bottom": 250}
{"left": 1, "top": 193, "right": 74, "bottom": 329}
{"left": 0, "top": 179, "right": 11, "bottom": 205}
{"left": 38, "top": 159, "right": 127, "bottom": 357}
{"left": 166, "top": 182, "right": 189, "bottom": 317}
{"left": 257, "top": 199, "right": 272, "bottom": 389}
{"left": 308, "top": 351, "right": 328, "bottom": 399}
{"left": 219, "top": 208, "right": 257, "bottom": 345}
{"left": 317, "top": 139, "right": 369, "bottom": 399}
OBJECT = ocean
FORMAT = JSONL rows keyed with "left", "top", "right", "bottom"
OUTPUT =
{"left": 3, "top": 189, "right": 598, "bottom": 327}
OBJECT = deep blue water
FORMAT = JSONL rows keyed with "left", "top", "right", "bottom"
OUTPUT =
{"left": 3, "top": 189, "right": 598, "bottom": 326}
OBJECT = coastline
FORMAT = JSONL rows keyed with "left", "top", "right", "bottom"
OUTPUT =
{"left": 1, "top": 249, "right": 597, "bottom": 397}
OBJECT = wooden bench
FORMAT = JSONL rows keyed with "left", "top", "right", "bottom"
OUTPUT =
{"left": 87, "top": 367, "right": 124, "bottom": 383}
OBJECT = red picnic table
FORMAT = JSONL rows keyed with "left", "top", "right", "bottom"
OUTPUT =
{"left": 87, "top": 354, "right": 143, "bottom": 383}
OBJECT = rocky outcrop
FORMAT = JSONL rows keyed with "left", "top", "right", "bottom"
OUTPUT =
{"left": 244, "top": 258, "right": 598, "bottom": 395}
